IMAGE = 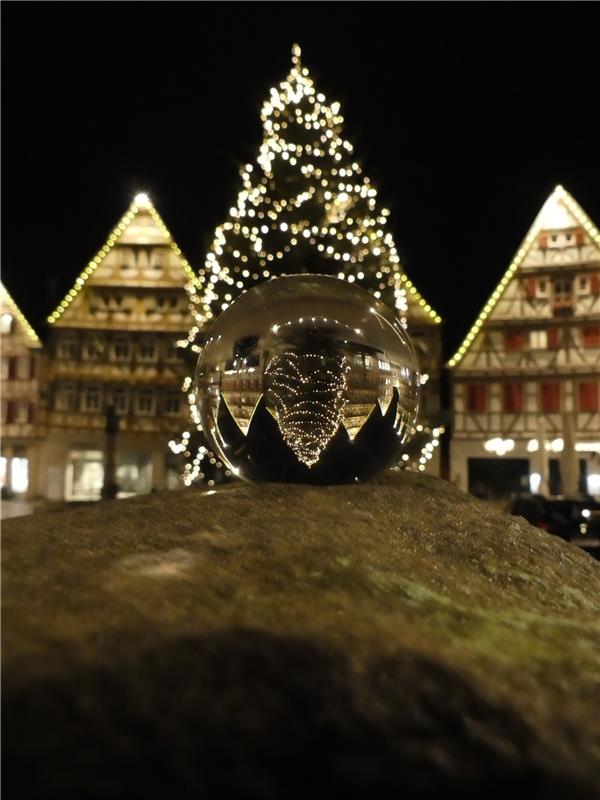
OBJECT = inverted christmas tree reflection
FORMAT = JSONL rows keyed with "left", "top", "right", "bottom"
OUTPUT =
{"left": 195, "top": 275, "right": 420, "bottom": 484}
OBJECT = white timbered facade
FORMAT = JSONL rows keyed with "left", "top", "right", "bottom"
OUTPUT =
{"left": 43, "top": 194, "right": 196, "bottom": 501}
{"left": 449, "top": 186, "right": 600, "bottom": 499}
{"left": 1, "top": 283, "right": 45, "bottom": 498}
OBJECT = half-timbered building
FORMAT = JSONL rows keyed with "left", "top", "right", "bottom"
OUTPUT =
{"left": 42, "top": 193, "right": 196, "bottom": 501}
{"left": 1, "top": 282, "right": 45, "bottom": 498}
{"left": 449, "top": 186, "right": 600, "bottom": 499}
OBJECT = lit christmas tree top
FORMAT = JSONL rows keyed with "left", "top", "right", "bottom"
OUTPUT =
{"left": 186, "top": 43, "right": 440, "bottom": 348}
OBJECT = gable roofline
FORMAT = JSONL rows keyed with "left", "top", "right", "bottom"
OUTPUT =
{"left": 1, "top": 281, "right": 42, "bottom": 347}
{"left": 47, "top": 193, "right": 198, "bottom": 324}
{"left": 447, "top": 185, "right": 600, "bottom": 368}
{"left": 398, "top": 271, "right": 442, "bottom": 324}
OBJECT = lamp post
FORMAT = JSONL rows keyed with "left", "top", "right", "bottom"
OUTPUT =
{"left": 101, "top": 403, "right": 119, "bottom": 500}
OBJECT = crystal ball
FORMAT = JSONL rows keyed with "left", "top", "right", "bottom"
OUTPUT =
{"left": 195, "top": 275, "right": 421, "bottom": 484}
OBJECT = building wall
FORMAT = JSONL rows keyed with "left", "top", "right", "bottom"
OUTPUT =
{"left": 1, "top": 305, "right": 45, "bottom": 498}
{"left": 450, "top": 192, "right": 600, "bottom": 499}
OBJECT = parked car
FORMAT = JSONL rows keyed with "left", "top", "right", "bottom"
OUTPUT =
{"left": 505, "top": 495, "right": 600, "bottom": 559}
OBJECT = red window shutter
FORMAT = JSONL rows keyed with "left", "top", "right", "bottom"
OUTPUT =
{"left": 503, "top": 383, "right": 523, "bottom": 413}
{"left": 541, "top": 383, "right": 561, "bottom": 413}
{"left": 27, "top": 402, "right": 35, "bottom": 424}
{"left": 538, "top": 234, "right": 548, "bottom": 249}
{"left": 547, "top": 328, "right": 560, "bottom": 348}
{"left": 582, "top": 326, "right": 600, "bottom": 347}
{"left": 29, "top": 356, "right": 36, "bottom": 379}
{"left": 579, "top": 383, "right": 599, "bottom": 412}
{"left": 590, "top": 274, "right": 600, "bottom": 295}
{"left": 6, "top": 400, "right": 16, "bottom": 423}
{"left": 525, "top": 278, "right": 536, "bottom": 299}
{"left": 505, "top": 330, "right": 525, "bottom": 350}
{"left": 8, "top": 357, "right": 17, "bottom": 380}
{"left": 467, "top": 384, "right": 486, "bottom": 413}
{"left": 575, "top": 230, "right": 585, "bottom": 246}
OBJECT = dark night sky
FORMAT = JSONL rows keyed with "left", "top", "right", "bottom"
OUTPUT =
{"left": 2, "top": 2, "right": 599, "bottom": 359}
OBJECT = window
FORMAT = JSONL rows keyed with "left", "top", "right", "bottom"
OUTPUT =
{"left": 582, "top": 326, "right": 600, "bottom": 348}
{"left": 5, "top": 400, "right": 16, "bottom": 423}
{"left": 15, "top": 400, "right": 29, "bottom": 423}
{"left": 538, "top": 279, "right": 547, "bottom": 294}
{"left": 112, "top": 338, "right": 131, "bottom": 361}
{"left": 540, "top": 383, "right": 561, "bottom": 413}
{"left": 547, "top": 328, "right": 560, "bottom": 349}
{"left": 58, "top": 337, "right": 79, "bottom": 360}
{"left": 553, "top": 279, "right": 573, "bottom": 310}
{"left": 17, "top": 356, "right": 30, "bottom": 380}
{"left": 503, "top": 384, "right": 523, "bottom": 413}
{"left": 1, "top": 313, "right": 13, "bottom": 334}
{"left": 529, "top": 330, "right": 547, "bottom": 350}
{"left": 138, "top": 340, "right": 157, "bottom": 362}
{"left": 11, "top": 457, "right": 29, "bottom": 493}
{"left": 8, "top": 357, "right": 18, "bottom": 379}
{"left": 112, "top": 387, "right": 129, "bottom": 414}
{"left": 83, "top": 386, "right": 102, "bottom": 412}
{"left": 579, "top": 382, "right": 599, "bottom": 412}
{"left": 136, "top": 391, "right": 156, "bottom": 415}
{"left": 524, "top": 278, "right": 536, "bottom": 300}
{"left": 56, "top": 383, "right": 78, "bottom": 412}
{"left": 165, "top": 394, "right": 181, "bottom": 414}
{"left": 579, "top": 276, "right": 588, "bottom": 292}
{"left": 83, "top": 339, "right": 104, "bottom": 360}
{"left": 467, "top": 384, "right": 487, "bottom": 413}
{"left": 505, "top": 330, "right": 525, "bottom": 350}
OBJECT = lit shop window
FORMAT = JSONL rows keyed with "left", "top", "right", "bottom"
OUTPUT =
{"left": 0, "top": 456, "right": 7, "bottom": 487}
{"left": 65, "top": 450, "right": 103, "bottom": 501}
{"left": 11, "top": 457, "right": 29, "bottom": 493}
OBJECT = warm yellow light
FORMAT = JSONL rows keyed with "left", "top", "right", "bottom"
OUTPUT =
{"left": 134, "top": 192, "right": 151, "bottom": 208}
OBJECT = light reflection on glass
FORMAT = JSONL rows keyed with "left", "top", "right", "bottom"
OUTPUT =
{"left": 195, "top": 275, "right": 420, "bottom": 484}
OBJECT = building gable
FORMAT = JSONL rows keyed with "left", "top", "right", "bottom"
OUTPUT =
{"left": 449, "top": 186, "right": 600, "bottom": 369}
{"left": 47, "top": 193, "right": 197, "bottom": 330}
{"left": 1, "top": 282, "right": 42, "bottom": 348}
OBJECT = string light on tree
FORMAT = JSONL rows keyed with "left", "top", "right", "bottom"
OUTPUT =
{"left": 175, "top": 44, "right": 441, "bottom": 483}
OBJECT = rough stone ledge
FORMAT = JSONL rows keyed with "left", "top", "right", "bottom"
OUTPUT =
{"left": 3, "top": 472, "right": 600, "bottom": 799}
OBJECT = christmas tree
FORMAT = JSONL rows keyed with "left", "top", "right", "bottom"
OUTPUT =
{"left": 175, "top": 44, "right": 442, "bottom": 485}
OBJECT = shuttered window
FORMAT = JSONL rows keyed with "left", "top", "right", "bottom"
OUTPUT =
{"left": 467, "top": 384, "right": 487, "bottom": 413}
{"left": 540, "top": 383, "right": 561, "bottom": 413}
{"left": 505, "top": 330, "right": 525, "bottom": 350}
{"left": 503, "top": 383, "right": 523, "bottom": 413}
{"left": 582, "top": 326, "right": 600, "bottom": 347}
{"left": 578, "top": 382, "right": 599, "bottom": 412}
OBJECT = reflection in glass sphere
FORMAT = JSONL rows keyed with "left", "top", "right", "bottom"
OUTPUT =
{"left": 195, "top": 275, "right": 421, "bottom": 484}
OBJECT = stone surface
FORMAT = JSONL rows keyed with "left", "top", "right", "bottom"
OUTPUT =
{"left": 3, "top": 472, "right": 600, "bottom": 799}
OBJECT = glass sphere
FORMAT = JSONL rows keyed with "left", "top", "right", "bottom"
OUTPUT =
{"left": 195, "top": 275, "right": 420, "bottom": 484}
